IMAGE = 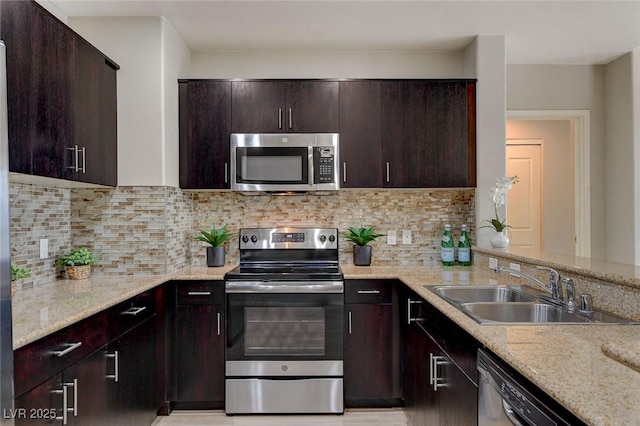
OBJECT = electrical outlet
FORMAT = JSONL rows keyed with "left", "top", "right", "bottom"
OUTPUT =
{"left": 509, "top": 263, "right": 520, "bottom": 276}
{"left": 402, "top": 230, "right": 412, "bottom": 245}
{"left": 40, "top": 238, "right": 48, "bottom": 259}
{"left": 489, "top": 257, "right": 498, "bottom": 269}
{"left": 387, "top": 230, "right": 397, "bottom": 245}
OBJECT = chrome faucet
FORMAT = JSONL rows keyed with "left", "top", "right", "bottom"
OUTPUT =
{"left": 562, "top": 277, "right": 576, "bottom": 311}
{"left": 493, "top": 265, "right": 557, "bottom": 294}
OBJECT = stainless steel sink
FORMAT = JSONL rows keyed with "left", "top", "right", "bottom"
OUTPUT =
{"left": 459, "top": 302, "right": 590, "bottom": 324}
{"left": 427, "top": 284, "right": 639, "bottom": 325}
{"left": 431, "top": 285, "right": 537, "bottom": 304}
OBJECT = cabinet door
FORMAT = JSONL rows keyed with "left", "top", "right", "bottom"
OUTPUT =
{"left": 65, "top": 348, "right": 110, "bottom": 426}
{"left": 30, "top": 2, "right": 74, "bottom": 180}
{"left": 338, "top": 81, "right": 382, "bottom": 187}
{"left": 285, "top": 81, "right": 339, "bottom": 133}
{"left": 179, "top": 81, "right": 232, "bottom": 189}
{"left": 437, "top": 355, "right": 477, "bottom": 426}
{"left": 0, "top": 0, "right": 32, "bottom": 174}
{"left": 344, "top": 303, "right": 394, "bottom": 404}
{"left": 174, "top": 304, "right": 225, "bottom": 405}
{"left": 14, "top": 374, "right": 64, "bottom": 426}
{"left": 381, "top": 80, "right": 474, "bottom": 188}
{"left": 231, "top": 81, "right": 285, "bottom": 133}
{"left": 107, "top": 316, "right": 157, "bottom": 426}
{"left": 73, "top": 38, "right": 118, "bottom": 186}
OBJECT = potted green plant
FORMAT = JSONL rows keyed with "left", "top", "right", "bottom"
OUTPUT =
{"left": 343, "top": 225, "right": 385, "bottom": 266}
{"left": 195, "top": 225, "right": 234, "bottom": 267}
{"left": 55, "top": 247, "right": 99, "bottom": 280}
{"left": 10, "top": 263, "right": 30, "bottom": 296}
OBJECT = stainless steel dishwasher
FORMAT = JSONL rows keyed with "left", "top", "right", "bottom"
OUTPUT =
{"left": 477, "top": 349, "right": 586, "bottom": 426}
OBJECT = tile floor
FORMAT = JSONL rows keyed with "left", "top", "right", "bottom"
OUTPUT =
{"left": 152, "top": 408, "right": 408, "bottom": 426}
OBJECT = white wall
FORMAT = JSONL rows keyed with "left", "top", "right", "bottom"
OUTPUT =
{"left": 506, "top": 64, "right": 606, "bottom": 259}
{"left": 162, "top": 19, "right": 191, "bottom": 187}
{"left": 190, "top": 50, "right": 463, "bottom": 79}
{"left": 464, "top": 36, "right": 507, "bottom": 248}
{"left": 68, "top": 17, "right": 190, "bottom": 187}
{"left": 604, "top": 52, "right": 636, "bottom": 264}
{"left": 506, "top": 120, "right": 574, "bottom": 255}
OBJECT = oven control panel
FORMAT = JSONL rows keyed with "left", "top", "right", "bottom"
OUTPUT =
{"left": 239, "top": 227, "right": 338, "bottom": 249}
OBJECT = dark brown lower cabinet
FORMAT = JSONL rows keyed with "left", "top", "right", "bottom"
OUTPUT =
{"left": 343, "top": 280, "right": 401, "bottom": 407}
{"left": 171, "top": 281, "right": 225, "bottom": 409}
{"left": 14, "top": 347, "right": 110, "bottom": 426}
{"left": 401, "top": 286, "right": 478, "bottom": 426}
{"left": 106, "top": 316, "right": 157, "bottom": 426}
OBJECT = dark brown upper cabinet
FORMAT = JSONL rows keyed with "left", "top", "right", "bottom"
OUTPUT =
{"left": 1, "top": 0, "right": 119, "bottom": 186}
{"left": 231, "top": 80, "right": 339, "bottom": 133}
{"left": 381, "top": 80, "right": 476, "bottom": 188}
{"left": 338, "top": 81, "right": 383, "bottom": 188}
{"left": 178, "top": 80, "right": 232, "bottom": 189}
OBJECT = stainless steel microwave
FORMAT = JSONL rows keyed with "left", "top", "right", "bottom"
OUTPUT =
{"left": 230, "top": 133, "right": 339, "bottom": 194}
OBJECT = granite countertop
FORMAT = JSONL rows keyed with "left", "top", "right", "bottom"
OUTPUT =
{"left": 11, "top": 263, "right": 640, "bottom": 426}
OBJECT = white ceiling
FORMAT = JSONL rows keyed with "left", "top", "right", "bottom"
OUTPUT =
{"left": 49, "top": 0, "right": 640, "bottom": 65}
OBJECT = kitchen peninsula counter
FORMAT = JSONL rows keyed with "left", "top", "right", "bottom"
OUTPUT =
{"left": 11, "top": 263, "right": 640, "bottom": 426}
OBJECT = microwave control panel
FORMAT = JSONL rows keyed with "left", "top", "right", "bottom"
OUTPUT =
{"left": 314, "top": 147, "right": 335, "bottom": 183}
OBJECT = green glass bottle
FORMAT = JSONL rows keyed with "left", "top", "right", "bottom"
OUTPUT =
{"left": 440, "top": 224, "right": 455, "bottom": 266}
{"left": 458, "top": 224, "right": 472, "bottom": 266}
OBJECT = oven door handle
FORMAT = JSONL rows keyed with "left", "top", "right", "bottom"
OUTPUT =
{"left": 225, "top": 280, "right": 344, "bottom": 293}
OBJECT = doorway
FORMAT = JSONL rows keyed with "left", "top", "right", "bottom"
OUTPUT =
{"left": 506, "top": 110, "right": 590, "bottom": 257}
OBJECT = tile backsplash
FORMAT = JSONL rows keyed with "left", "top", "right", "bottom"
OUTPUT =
{"left": 10, "top": 181, "right": 475, "bottom": 288}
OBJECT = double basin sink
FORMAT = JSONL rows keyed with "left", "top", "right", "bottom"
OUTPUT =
{"left": 428, "top": 285, "right": 638, "bottom": 325}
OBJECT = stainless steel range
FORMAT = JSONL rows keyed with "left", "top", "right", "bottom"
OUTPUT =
{"left": 224, "top": 227, "right": 344, "bottom": 414}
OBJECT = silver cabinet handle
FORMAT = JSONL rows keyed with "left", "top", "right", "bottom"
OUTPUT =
{"left": 348, "top": 310, "right": 352, "bottom": 335}
{"left": 343, "top": 162, "right": 347, "bottom": 183}
{"left": 431, "top": 354, "right": 448, "bottom": 391}
{"left": 52, "top": 385, "right": 69, "bottom": 424}
{"left": 63, "top": 379, "right": 78, "bottom": 417}
{"left": 357, "top": 290, "right": 380, "bottom": 294}
{"left": 80, "top": 146, "right": 86, "bottom": 173}
{"left": 288, "top": 107, "right": 292, "bottom": 129}
{"left": 123, "top": 306, "right": 146, "bottom": 315}
{"left": 224, "top": 162, "right": 228, "bottom": 184}
{"left": 107, "top": 351, "right": 119, "bottom": 382}
{"left": 217, "top": 312, "right": 221, "bottom": 336}
{"left": 386, "top": 162, "right": 390, "bottom": 183}
{"left": 407, "top": 299, "right": 424, "bottom": 324}
{"left": 54, "top": 342, "right": 82, "bottom": 358}
{"left": 278, "top": 108, "right": 282, "bottom": 129}
{"left": 187, "top": 291, "right": 211, "bottom": 296}
{"left": 67, "top": 145, "right": 79, "bottom": 172}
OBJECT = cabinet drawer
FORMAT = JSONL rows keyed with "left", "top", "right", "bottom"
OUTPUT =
{"left": 345, "top": 280, "right": 393, "bottom": 304}
{"left": 176, "top": 281, "right": 224, "bottom": 305}
{"left": 14, "top": 313, "right": 107, "bottom": 397}
{"left": 106, "top": 290, "right": 157, "bottom": 340}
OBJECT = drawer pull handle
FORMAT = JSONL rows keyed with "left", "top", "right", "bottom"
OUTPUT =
{"left": 123, "top": 306, "right": 146, "bottom": 315}
{"left": 187, "top": 291, "right": 212, "bottom": 296}
{"left": 217, "top": 312, "right": 221, "bottom": 336}
{"left": 63, "top": 379, "right": 78, "bottom": 416}
{"left": 357, "top": 290, "right": 380, "bottom": 294}
{"left": 54, "top": 342, "right": 82, "bottom": 358}
{"left": 107, "top": 351, "right": 119, "bottom": 382}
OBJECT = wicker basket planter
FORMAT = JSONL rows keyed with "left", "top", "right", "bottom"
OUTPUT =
{"left": 66, "top": 265, "right": 92, "bottom": 280}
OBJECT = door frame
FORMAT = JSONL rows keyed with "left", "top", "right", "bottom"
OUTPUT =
{"left": 506, "top": 110, "right": 591, "bottom": 258}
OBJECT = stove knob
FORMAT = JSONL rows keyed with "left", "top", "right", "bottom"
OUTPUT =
{"left": 319, "top": 235, "right": 327, "bottom": 243}
{"left": 250, "top": 235, "right": 258, "bottom": 243}
{"left": 328, "top": 235, "right": 336, "bottom": 243}
{"left": 242, "top": 235, "right": 249, "bottom": 243}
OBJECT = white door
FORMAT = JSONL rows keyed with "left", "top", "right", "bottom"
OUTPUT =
{"left": 506, "top": 142, "right": 542, "bottom": 255}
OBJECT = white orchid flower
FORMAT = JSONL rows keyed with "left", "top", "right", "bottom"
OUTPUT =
{"left": 481, "top": 175, "right": 519, "bottom": 232}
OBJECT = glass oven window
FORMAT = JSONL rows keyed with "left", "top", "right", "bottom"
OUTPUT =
{"left": 245, "top": 307, "right": 325, "bottom": 356}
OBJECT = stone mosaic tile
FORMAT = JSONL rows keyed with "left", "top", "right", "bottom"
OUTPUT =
{"left": 165, "top": 187, "right": 193, "bottom": 273}
{"left": 9, "top": 182, "right": 71, "bottom": 289}
{"left": 71, "top": 186, "right": 167, "bottom": 275}
{"left": 189, "top": 189, "right": 476, "bottom": 266}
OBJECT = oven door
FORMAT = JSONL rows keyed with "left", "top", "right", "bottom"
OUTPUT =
{"left": 225, "top": 281, "right": 344, "bottom": 362}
